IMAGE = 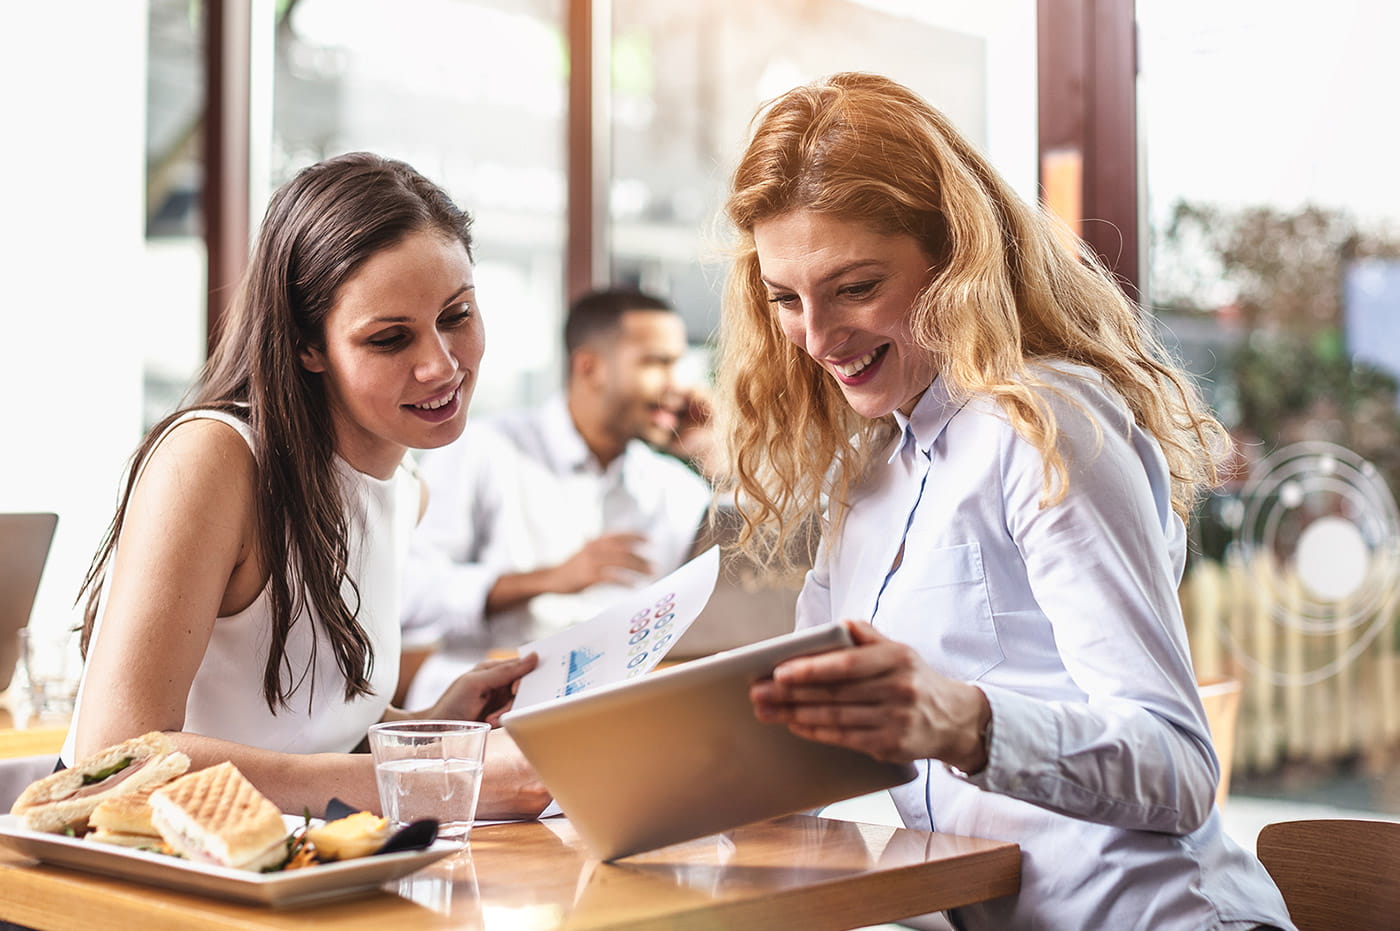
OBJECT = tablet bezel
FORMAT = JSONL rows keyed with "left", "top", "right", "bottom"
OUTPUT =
{"left": 502, "top": 622, "right": 919, "bottom": 860}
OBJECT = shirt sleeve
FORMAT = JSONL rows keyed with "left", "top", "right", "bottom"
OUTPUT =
{"left": 399, "top": 428, "right": 504, "bottom": 642}
{"left": 650, "top": 456, "right": 715, "bottom": 573}
{"left": 960, "top": 376, "right": 1220, "bottom": 835}
{"left": 793, "top": 534, "right": 833, "bottom": 631}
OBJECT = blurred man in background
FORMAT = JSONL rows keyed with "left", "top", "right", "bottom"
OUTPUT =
{"left": 399, "top": 288, "right": 713, "bottom": 707}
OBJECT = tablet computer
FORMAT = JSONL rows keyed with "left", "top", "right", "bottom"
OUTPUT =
{"left": 502, "top": 622, "right": 918, "bottom": 861}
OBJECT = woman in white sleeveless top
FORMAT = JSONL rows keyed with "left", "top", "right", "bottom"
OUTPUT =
{"left": 64, "top": 153, "right": 549, "bottom": 820}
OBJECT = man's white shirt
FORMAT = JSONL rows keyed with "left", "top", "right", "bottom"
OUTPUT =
{"left": 401, "top": 395, "right": 711, "bottom": 707}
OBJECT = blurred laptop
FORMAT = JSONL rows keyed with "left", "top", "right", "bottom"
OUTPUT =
{"left": 0, "top": 513, "right": 59, "bottom": 692}
{"left": 667, "top": 503, "right": 817, "bottom": 661}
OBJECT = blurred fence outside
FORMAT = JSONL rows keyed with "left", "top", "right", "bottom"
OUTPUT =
{"left": 1181, "top": 558, "right": 1400, "bottom": 778}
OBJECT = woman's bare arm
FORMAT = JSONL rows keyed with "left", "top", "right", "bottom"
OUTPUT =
{"left": 75, "top": 418, "right": 261, "bottom": 757}
{"left": 73, "top": 419, "right": 549, "bottom": 817}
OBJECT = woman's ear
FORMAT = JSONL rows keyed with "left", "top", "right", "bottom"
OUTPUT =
{"left": 298, "top": 343, "right": 327, "bottom": 373}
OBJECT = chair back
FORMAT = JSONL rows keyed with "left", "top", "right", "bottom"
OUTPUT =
{"left": 1256, "top": 818, "right": 1400, "bottom": 930}
{"left": 1196, "top": 675, "right": 1241, "bottom": 808}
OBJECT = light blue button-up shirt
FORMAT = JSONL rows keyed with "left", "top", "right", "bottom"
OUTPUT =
{"left": 796, "top": 363, "right": 1294, "bottom": 931}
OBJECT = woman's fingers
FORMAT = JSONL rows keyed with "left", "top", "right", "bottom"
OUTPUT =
{"left": 755, "top": 697, "right": 888, "bottom": 727}
{"left": 433, "top": 653, "right": 539, "bottom": 721}
{"left": 470, "top": 652, "right": 539, "bottom": 687}
{"left": 843, "top": 619, "right": 885, "bottom": 645}
{"left": 754, "top": 703, "right": 920, "bottom": 763}
{"left": 783, "top": 722, "right": 920, "bottom": 763}
{"left": 770, "top": 623, "right": 911, "bottom": 684}
{"left": 752, "top": 670, "right": 908, "bottom": 706}
{"left": 748, "top": 622, "right": 958, "bottom": 764}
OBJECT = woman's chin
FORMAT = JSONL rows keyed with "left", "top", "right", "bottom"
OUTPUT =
{"left": 837, "top": 386, "right": 900, "bottom": 421}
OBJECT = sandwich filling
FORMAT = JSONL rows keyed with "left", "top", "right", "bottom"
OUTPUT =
{"left": 148, "top": 761, "right": 289, "bottom": 871}
{"left": 10, "top": 731, "right": 190, "bottom": 834}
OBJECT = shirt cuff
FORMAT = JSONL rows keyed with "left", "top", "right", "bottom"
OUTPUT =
{"left": 948, "top": 681, "right": 1059, "bottom": 795}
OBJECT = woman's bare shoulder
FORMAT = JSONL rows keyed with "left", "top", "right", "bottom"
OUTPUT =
{"left": 134, "top": 416, "right": 258, "bottom": 514}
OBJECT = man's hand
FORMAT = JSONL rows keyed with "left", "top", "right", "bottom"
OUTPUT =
{"left": 664, "top": 385, "right": 719, "bottom": 478}
{"left": 485, "top": 533, "right": 654, "bottom": 614}
{"left": 548, "top": 532, "right": 653, "bottom": 593}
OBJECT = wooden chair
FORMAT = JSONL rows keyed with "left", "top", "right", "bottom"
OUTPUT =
{"left": 1196, "top": 675, "right": 1241, "bottom": 809}
{"left": 1256, "top": 818, "right": 1400, "bottom": 930}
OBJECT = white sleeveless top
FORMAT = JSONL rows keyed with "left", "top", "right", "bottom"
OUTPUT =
{"left": 64, "top": 411, "right": 420, "bottom": 761}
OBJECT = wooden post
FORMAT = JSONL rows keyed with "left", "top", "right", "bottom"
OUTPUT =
{"left": 1184, "top": 562, "right": 1223, "bottom": 679}
{"left": 566, "top": 0, "right": 610, "bottom": 303}
{"left": 1334, "top": 590, "right": 1354, "bottom": 758}
{"left": 1250, "top": 556, "right": 1278, "bottom": 770}
{"left": 1037, "top": 0, "right": 1141, "bottom": 295}
{"left": 1283, "top": 572, "right": 1305, "bottom": 758}
{"left": 204, "top": 0, "right": 253, "bottom": 353}
{"left": 1366, "top": 585, "right": 1400, "bottom": 770}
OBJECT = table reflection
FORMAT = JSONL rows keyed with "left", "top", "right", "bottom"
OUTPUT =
{"left": 388, "top": 814, "right": 978, "bottom": 929}
{"left": 0, "top": 813, "right": 1019, "bottom": 930}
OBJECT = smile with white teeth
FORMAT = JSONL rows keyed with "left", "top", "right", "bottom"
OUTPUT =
{"left": 834, "top": 345, "right": 885, "bottom": 378}
{"left": 412, "top": 386, "right": 458, "bottom": 410}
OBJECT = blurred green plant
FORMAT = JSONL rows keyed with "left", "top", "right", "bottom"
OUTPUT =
{"left": 1231, "top": 334, "right": 1400, "bottom": 447}
{"left": 1152, "top": 202, "right": 1400, "bottom": 560}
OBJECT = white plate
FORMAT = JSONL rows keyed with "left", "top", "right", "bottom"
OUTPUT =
{"left": 0, "top": 813, "right": 456, "bottom": 907}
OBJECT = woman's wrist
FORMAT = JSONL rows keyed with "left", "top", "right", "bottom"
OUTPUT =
{"left": 950, "top": 684, "right": 993, "bottom": 775}
{"left": 378, "top": 705, "right": 420, "bottom": 724}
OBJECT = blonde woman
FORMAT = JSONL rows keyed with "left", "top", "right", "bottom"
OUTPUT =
{"left": 718, "top": 74, "right": 1293, "bottom": 931}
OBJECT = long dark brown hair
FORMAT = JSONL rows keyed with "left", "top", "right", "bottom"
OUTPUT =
{"left": 79, "top": 152, "right": 474, "bottom": 711}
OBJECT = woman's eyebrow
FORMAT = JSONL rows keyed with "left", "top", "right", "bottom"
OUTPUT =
{"left": 440, "top": 284, "right": 475, "bottom": 309}
{"left": 761, "top": 259, "right": 886, "bottom": 290}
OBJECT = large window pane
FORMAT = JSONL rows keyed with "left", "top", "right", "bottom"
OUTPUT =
{"left": 144, "top": 0, "right": 208, "bottom": 428}
{"left": 273, "top": 0, "right": 567, "bottom": 412}
{"left": 608, "top": 0, "right": 995, "bottom": 345}
{"left": 1140, "top": 0, "right": 1400, "bottom": 816}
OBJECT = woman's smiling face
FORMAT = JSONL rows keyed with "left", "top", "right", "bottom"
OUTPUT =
{"left": 299, "top": 229, "right": 482, "bottom": 478}
{"left": 754, "top": 209, "right": 939, "bottom": 419}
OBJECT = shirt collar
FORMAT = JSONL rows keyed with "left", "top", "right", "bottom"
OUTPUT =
{"left": 540, "top": 394, "right": 595, "bottom": 474}
{"left": 888, "top": 375, "right": 965, "bottom": 463}
{"left": 540, "top": 394, "right": 636, "bottom": 481}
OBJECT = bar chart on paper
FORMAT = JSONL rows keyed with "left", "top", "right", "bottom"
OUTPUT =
{"left": 511, "top": 546, "right": 720, "bottom": 708}
{"left": 564, "top": 647, "right": 602, "bottom": 696}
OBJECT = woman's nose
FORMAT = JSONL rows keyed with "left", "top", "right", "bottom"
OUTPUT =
{"left": 416, "top": 334, "right": 458, "bottom": 381}
{"left": 798, "top": 302, "right": 840, "bottom": 358}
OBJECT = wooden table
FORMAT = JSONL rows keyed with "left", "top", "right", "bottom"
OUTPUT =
{"left": 0, "top": 706, "right": 67, "bottom": 760}
{"left": 0, "top": 814, "right": 1020, "bottom": 930}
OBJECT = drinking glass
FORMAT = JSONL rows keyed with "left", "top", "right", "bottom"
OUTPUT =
{"left": 368, "top": 720, "right": 490, "bottom": 843}
{"left": 17, "top": 626, "right": 80, "bottom": 720}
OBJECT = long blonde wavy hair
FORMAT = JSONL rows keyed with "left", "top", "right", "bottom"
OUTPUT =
{"left": 715, "top": 73, "right": 1227, "bottom": 569}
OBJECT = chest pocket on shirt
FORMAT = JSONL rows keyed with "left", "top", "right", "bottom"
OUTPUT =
{"left": 874, "top": 538, "right": 1004, "bottom": 682}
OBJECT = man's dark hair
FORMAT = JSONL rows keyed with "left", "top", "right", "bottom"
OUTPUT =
{"left": 564, "top": 287, "right": 675, "bottom": 355}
